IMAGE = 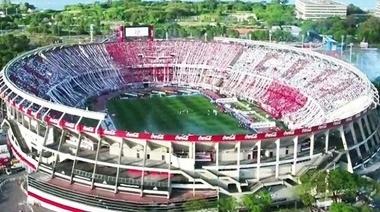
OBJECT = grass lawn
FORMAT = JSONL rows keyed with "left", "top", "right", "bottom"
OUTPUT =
{"left": 106, "top": 95, "right": 250, "bottom": 135}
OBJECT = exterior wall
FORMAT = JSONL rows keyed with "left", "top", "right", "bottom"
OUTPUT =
{"left": 4, "top": 95, "right": 380, "bottom": 212}
{"left": 28, "top": 186, "right": 116, "bottom": 212}
{"left": 295, "top": 0, "right": 347, "bottom": 19}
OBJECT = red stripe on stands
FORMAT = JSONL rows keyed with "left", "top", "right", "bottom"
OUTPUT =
{"left": 28, "top": 191, "right": 88, "bottom": 212}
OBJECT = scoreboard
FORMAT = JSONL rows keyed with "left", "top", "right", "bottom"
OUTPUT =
{"left": 125, "top": 26, "right": 149, "bottom": 37}
{"left": 118, "top": 25, "right": 154, "bottom": 42}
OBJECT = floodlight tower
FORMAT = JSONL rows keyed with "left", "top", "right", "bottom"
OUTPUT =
{"left": 90, "top": 24, "right": 95, "bottom": 43}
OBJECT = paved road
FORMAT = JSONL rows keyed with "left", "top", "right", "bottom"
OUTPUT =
{"left": 0, "top": 171, "right": 52, "bottom": 212}
{"left": 0, "top": 176, "right": 31, "bottom": 212}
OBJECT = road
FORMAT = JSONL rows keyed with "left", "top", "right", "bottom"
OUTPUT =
{"left": 0, "top": 171, "right": 52, "bottom": 212}
{"left": 0, "top": 172, "right": 31, "bottom": 212}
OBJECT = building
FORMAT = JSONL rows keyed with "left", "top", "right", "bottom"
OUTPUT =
{"left": 1, "top": 35, "right": 379, "bottom": 211}
{"left": 295, "top": 0, "right": 347, "bottom": 19}
{"left": 375, "top": 1, "right": 380, "bottom": 18}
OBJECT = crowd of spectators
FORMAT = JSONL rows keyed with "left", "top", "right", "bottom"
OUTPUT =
{"left": 5, "top": 40, "right": 369, "bottom": 129}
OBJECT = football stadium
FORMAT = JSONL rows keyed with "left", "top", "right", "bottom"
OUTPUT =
{"left": 0, "top": 25, "right": 380, "bottom": 211}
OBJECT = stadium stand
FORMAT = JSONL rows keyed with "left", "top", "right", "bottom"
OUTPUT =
{"left": 4, "top": 40, "right": 375, "bottom": 129}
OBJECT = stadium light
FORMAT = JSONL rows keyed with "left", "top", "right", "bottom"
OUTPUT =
{"left": 349, "top": 43, "right": 354, "bottom": 63}
{"left": 340, "top": 35, "right": 344, "bottom": 57}
{"left": 269, "top": 30, "right": 272, "bottom": 42}
{"left": 90, "top": 24, "right": 95, "bottom": 43}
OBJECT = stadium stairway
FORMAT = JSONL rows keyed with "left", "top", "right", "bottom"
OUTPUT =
{"left": 3, "top": 119, "right": 30, "bottom": 154}
{"left": 322, "top": 151, "right": 345, "bottom": 171}
{"left": 294, "top": 152, "right": 336, "bottom": 183}
{"left": 247, "top": 176, "right": 287, "bottom": 194}
{"left": 229, "top": 48, "right": 244, "bottom": 66}
{"left": 195, "top": 169, "right": 242, "bottom": 193}
{"left": 179, "top": 169, "right": 231, "bottom": 195}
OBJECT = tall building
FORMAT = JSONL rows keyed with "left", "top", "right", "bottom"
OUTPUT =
{"left": 295, "top": 0, "right": 347, "bottom": 20}
{"left": 375, "top": 0, "right": 380, "bottom": 18}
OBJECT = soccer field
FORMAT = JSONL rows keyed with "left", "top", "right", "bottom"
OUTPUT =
{"left": 106, "top": 95, "right": 250, "bottom": 135}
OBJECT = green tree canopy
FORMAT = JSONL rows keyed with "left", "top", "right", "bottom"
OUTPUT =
{"left": 329, "top": 202, "right": 359, "bottom": 212}
{"left": 242, "top": 191, "right": 272, "bottom": 212}
{"left": 218, "top": 196, "right": 237, "bottom": 212}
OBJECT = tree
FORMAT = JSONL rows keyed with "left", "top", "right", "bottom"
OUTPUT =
{"left": 360, "top": 205, "right": 374, "bottom": 212}
{"left": 329, "top": 202, "right": 359, "bottom": 212}
{"left": 347, "top": 4, "right": 365, "bottom": 15}
{"left": 242, "top": 191, "right": 272, "bottom": 212}
{"left": 183, "top": 198, "right": 216, "bottom": 211}
{"left": 218, "top": 197, "right": 237, "bottom": 212}
{"left": 271, "top": 0, "right": 289, "bottom": 4}
{"left": 299, "top": 193, "right": 315, "bottom": 208}
{"left": 0, "top": 34, "right": 31, "bottom": 68}
{"left": 356, "top": 17, "right": 380, "bottom": 44}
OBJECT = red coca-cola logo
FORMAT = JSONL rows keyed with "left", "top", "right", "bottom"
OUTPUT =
{"left": 198, "top": 135, "right": 212, "bottom": 141}
{"left": 50, "top": 118, "right": 59, "bottom": 124}
{"left": 64, "top": 122, "right": 75, "bottom": 128}
{"left": 301, "top": 128, "right": 312, "bottom": 133}
{"left": 333, "top": 121, "right": 341, "bottom": 126}
{"left": 318, "top": 124, "right": 327, "bottom": 130}
{"left": 83, "top": 126, "right": 94, "bottom": 132}
{"left": 283, "top": 130, "right": 295, "bottom": 136}
{"left": 175, "top": 135, "right": 189, "bottom": 141}
{"left": 244, "top": 134, "right": 258, "bottom": 140}
{"left": 150, "top": 134, "right": 164, "bottom": 140}
{"left": 126, "top": 132, "right": 139, "bottom": 138}
{"left": 222, "top": 135, "right": 236, "bottom": 141}
{"left": 104, "top": 130, "right": 116, "bottom": 135}
{"left": 264, "top": 132, "right": 277, "bottom": 138}
{"left": 345, "top": 117, "right": 353, "bottom": 122}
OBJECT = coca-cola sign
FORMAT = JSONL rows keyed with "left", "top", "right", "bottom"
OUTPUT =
{"left": 222, "top": 135, "right": 236, "bottom": 141}
{"left": 83, "top": 126, "right": 94, "bottom": 132}
{"left": 283, "top": 130, "right": 295, "bottom": 136}
{"left": 126, "top": 132, "right": 139, "bottom": 138}
{"left": 64, "top": 122, "right": 75, "bottom": 128}
{"left": 318, "top": 124, "right": 327, "bottom": 130}
{"left": 333, "top": 121, "right": 341, "bottom": 126}
{"left": 345, "top": 117, "right": 353, "bottom": 122}
{"left": 150, "top": 134, "right": 164, "bottom": 140}
{"left": 198, "top": 135, "right": 212, "bottom": 141}
{"left": 301, "top": 128, "right": 312, "bottom": 133}
{"left": 264, "top": 132, "right": 277, "bottom": 138}
{"left": 244, "top": 134, "right": 258, "bottom": 140}
{"left": 103, "top": 130, "right": 116, "bottom": 136}
{"left": 49, "top": 118, "right": 59, "bottom": 124}
{"left": 175, "top": 135, "right": 189, "bottom": 141}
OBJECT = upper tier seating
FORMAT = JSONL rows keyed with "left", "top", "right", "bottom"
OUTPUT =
{"left": 6, "top": 40, "right": 369, "bottom": 128}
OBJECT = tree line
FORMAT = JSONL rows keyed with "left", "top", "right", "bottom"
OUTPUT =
{"left": 0, "top": 0, "right": 379, "bottom": 44}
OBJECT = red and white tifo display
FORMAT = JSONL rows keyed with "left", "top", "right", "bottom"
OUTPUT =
{"left": 1, "top": 36, "right": 380, "bottom": 212}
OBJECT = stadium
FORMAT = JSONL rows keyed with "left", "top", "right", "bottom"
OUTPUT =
{"left": 1, "top": 25, "right": 380, "bottom": 211}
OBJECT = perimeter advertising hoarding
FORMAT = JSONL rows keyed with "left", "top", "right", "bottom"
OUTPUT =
{"left": 125, "top": 26, "right": 150, "bottom": 37}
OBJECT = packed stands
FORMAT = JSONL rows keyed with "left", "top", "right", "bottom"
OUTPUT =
{"left": 5, "top": 40, "right": 372, "bottom": 129}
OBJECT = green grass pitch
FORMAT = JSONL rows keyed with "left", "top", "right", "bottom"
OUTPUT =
{"left": 106, "top": 95, "right": 250, "bottom": 135}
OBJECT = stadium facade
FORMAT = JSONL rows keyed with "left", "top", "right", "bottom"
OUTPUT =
{"left": 0, "top": 36, "right": 379, "bottom": 211}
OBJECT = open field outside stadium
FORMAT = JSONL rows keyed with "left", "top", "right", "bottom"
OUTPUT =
{"left": 106, "top": 95, "right": 251, "bottom": 135}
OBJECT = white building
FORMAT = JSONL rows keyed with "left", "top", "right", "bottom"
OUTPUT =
{"left": 375, "top": 1, "right": 380, "bottom": 18}
{"left": 295, "top": 0, "right": 347, "bottom": 20}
